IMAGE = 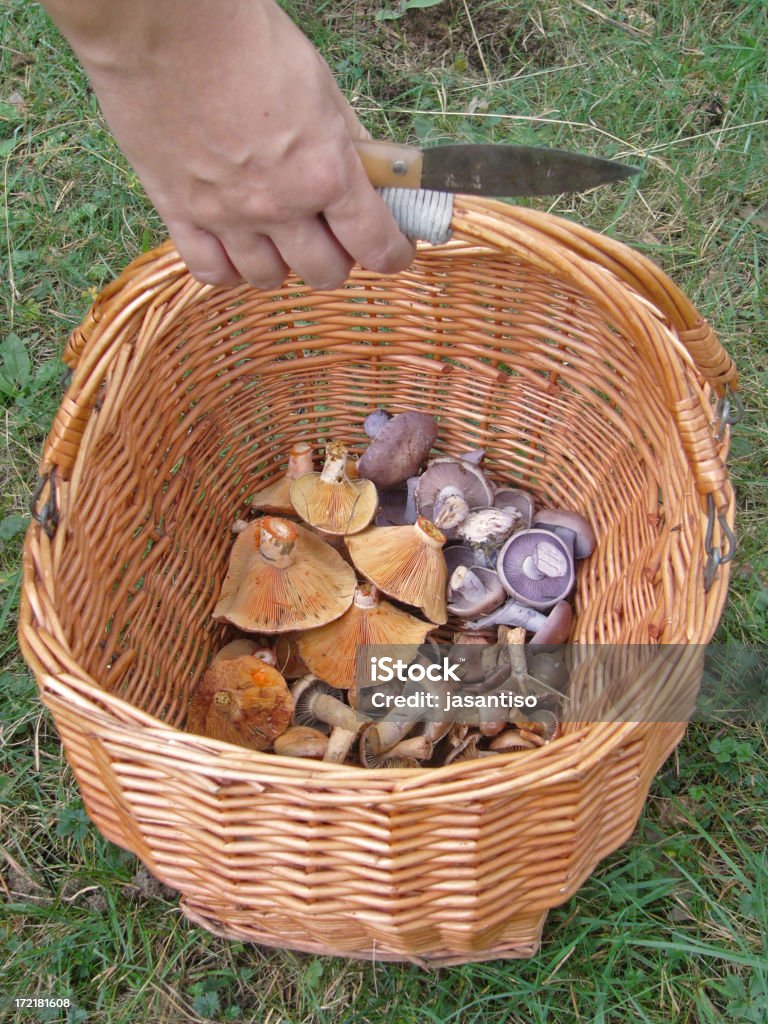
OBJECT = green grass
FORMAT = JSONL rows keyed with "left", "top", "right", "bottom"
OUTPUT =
{"left": 2, "top": 0, "right": 767, "bottom": 1021}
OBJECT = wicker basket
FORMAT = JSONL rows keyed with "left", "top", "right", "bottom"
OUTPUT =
{"left": 20, "top": 197, "right": 737, "bottom": 966}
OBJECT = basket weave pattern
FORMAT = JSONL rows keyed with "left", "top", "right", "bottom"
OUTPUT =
{"left": 21, "top": 199, "right": 735, "bottom": 964}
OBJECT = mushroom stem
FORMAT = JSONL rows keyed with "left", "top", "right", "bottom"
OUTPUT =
{"left": 368, "top": 717, "right": 415, "bottom": 753}
{"left": 424, "top": 718, "right": 454, "bottom": 743}
{"left": 353, "top": 583, "right": 380, "bottom": 610}
{"left": 450, "top": 565, "right": 487, "bottom": 603}
{"left": 468, "top": 599, "right": 547, "bottom": 632}
{"left": 287, "top": 442, "right": 314, "bottom": 478}
{"left": 415, "top": 516, "right": 446, "bottom": 548}
{"left": 319, "top": 442, "right": 349, "bottom": 484}
{"left": 363, "top": 409, "right": 392, "bottom": 438}
{"left": 259, "top": 518, "right": 298, "bottom": 568}
{"left": 432, "top": 487, "right": 470, "bottom": 531}
{"left": 323, "top": 727, "right": 358, "bottom": 764}
{"left": 312, "top": 692, "right": 361, "bottom": 733}
{"left": 386, "top": 735, "right": 433, "bottom": 761}
{"left": 405, "top": 477, "right": 419, "bottom": 523}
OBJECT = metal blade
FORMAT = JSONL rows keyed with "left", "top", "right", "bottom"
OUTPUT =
{"left": 420, "top": 144, "right": 640, "bottom": 196}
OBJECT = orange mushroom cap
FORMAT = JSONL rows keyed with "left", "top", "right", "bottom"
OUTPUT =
{"left": 187, "top": 655, "right": 293, "bottom": 751}
{"left": 289, "top": 441, "right": 377, "bottom": 535}
{"left": 296, "top": 583, "right": 432, "bottom": 690}
{"left": 345, "top": 517, "right": 448, "bottom": 624}
{"left": 213, "top": 516, "right": 357, "bottom": 633}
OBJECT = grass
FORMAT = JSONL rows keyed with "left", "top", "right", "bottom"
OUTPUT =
{"left": 1, "top": 0, "right": 767, "bottom": 1020}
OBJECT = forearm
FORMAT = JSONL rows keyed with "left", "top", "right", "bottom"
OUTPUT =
{"left": 40, "top": 0, "right": 260, "bottom": 74}
{"left": 36, "top": 0, "right": 414, "bottom": 290}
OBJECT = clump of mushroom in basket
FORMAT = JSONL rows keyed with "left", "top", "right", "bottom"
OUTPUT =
{"left": 187, "top": 410, "right": 596, "bottom": 767}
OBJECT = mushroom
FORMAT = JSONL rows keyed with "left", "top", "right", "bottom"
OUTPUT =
{"left": 523, "top": 708, "right": 561, "bottom": 741}
{"left": 273, "top": 726, "right": 329, "bottom": 759}
{"left": 415, "top": 458, "right": 494, "bottom": 538}
{"left": 289, "top": 441, "right": 378, "bottom": 535}
{"left": 449, "top": 632, "right": 492, "bottom": 685}
{"left": 461, "top": 448, "right": 486, "bottom": 466}
{"left": 532, "top": 509, "right": 596, "bottom": 560}
{"left": 443, "top": 729, "right": 482, "bottom": 764}
{"left": 249, "top": 441, "right": 315, "bottom": 515}
{"left": 212, "top": 638, "right": 262, "bottom": 663}
{"left": 291, "top": 676, "right": 370, "bottom": 764}
{"left": 296, "top": 583, "right": 432, "bottom": 691}
{"left": 444, "top": 544, "right": 480, "bottom": 575}
{"left": 363, "top": 408, "right": 392, "bottom": 438}
{"left": 457, "top": 507, "right": 520, "bottom": 565}
{"left": 493, "top": 488, "right": 536, "bottom": 528}
{"left": 187, "top": 656, "right": 293, "bottom": 751}
{"left": 213, "top": 516, "right": 356, "bottom": 633}
{"left": 365, "top": 715, "right": 416, "bottom": 753}
{"left": 375, "top": 477, "right": 419, "bottom": 526}
{"left": 359, "top": 728, "right": 433, "bottom": 768}
{"left": 495, "top": 529, "right": 575, "bottom": 610}
{"left": 357, "top": 410, "right": 438, "bottom": 489}
{"left": 346, "top": 517, "right": 448, "bottom": 625}
{"left": 528, "top": 651, "right": 569, "bottom": 690}
{"left": 468, "top": 598, "right": 573, "bottom": 644}
{"left": 488, "top": 730, "right": 537, "bottom": 752}
{"left": 447, "top": 564, "right": 506, "bottom": 618}
{"left": 273, "top": 635, "right": 310, "bottom": 680}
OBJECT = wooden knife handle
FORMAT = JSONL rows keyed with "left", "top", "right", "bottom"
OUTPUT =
{"left": 353, "top": 139, "right": 423, "bottom": 189}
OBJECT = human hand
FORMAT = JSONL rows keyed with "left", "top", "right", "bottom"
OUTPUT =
{"left": 43, "top": 0, "right": 415, "bottom": 290}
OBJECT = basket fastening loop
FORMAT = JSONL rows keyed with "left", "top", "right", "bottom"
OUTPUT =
{"left": 714, "top": 384, "right": 745, "bottom": 442}
{"left": 704, "top": 493, "right": 736, "bottom": 592}
{"left": 378, "top": 188, "right": 454, "bottom": 244}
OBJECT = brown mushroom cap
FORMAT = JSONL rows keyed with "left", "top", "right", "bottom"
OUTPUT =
{"left": 358, "top": 412, "right": 438, "bottom": 489}
{"left": 273, "top": 726, "right": 329, "bottom": 759}
{"left": 213, "top": 516, "right": 356, "bottom": 633}
{"left": 346, "top": 517, "right": 448, "bottom": 624}
{"left": 529, "top": 600, "right": 573, "bottom": 645}
{"left": 296, "top": 584, "right": 432, "bottom": 690}
{"left": 495, "top": 528, "right": 575, "bottom": 610}
{"left": 187, "top": 656, "right": 292, "bottom": 751}
{"left": 290, "top": 442, "right": 377, "bottom": 535}
{"left": 212, "top": 639, "right": 262, "bottom": 663}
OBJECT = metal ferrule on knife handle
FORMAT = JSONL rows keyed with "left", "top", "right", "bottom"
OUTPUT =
{"left": 353, "top": 139, "right": 424, "bottom": 190}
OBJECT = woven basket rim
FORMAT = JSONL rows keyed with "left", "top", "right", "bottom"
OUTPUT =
{"left": 21, "top": 199, "right": 736, "bottom": 786}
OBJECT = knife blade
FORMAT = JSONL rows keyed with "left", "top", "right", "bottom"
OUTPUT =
{"left": 354, "top": 139, "right": 640, "bottom": 196}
